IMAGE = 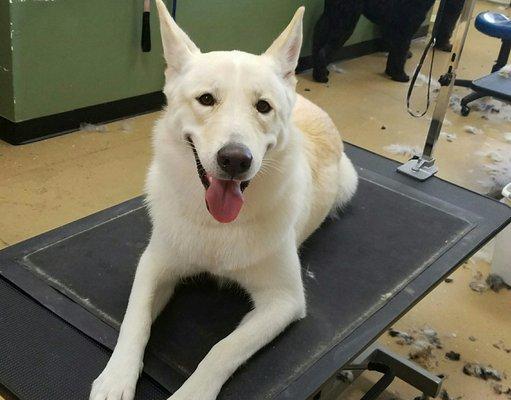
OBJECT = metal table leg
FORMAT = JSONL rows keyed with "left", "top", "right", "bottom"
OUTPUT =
{"left": 342, "top": 344, "right": 443, "bottom": 400}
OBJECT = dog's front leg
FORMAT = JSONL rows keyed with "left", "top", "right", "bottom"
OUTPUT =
{"left": 169, "top": 240, "right": 305, "bottom": 400}
{"left": 90, "top": 241, "right": 178, "bottom": 400}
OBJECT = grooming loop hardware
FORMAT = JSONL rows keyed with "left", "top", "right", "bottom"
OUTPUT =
{"left": 398, "top": 0, "right": 477, "bottom": 181}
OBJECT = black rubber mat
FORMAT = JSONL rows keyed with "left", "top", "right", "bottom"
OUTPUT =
{"left": 1, "top": 144, "right": 509, "bottom": 400}
{"left": 0, "top": 278, "right": 167, "bottom": 400}
{"left": 6, "top": 170, "right": 473, "bottom": 398}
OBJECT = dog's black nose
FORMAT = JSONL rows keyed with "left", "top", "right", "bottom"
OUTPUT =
{"left": 217, "top": 143, "right": 253, "bottom": 177}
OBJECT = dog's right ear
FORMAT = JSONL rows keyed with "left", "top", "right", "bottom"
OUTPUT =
{"left": 155, "top": 0, "right": 200, "bottom": 77}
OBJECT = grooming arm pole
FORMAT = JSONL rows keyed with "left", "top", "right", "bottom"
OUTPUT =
{"left": 398, "top": 0, "right": 477, "bottom": 181}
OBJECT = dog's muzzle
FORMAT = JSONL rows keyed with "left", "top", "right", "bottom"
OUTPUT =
{"left": 186, "top": 136, "right": 250, "bottom": 223}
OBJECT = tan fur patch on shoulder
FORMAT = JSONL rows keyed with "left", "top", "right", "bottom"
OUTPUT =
{"left": 292, "top": 95, "right": 343, "bottom": 182}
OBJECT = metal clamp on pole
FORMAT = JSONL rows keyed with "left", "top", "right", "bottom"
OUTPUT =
{"left": 398, "top": 0, "right": 477, "bottom": 181}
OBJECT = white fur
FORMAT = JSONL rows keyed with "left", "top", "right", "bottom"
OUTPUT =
{"left": 90, "top": 3, "right": 357, "bottom": 400}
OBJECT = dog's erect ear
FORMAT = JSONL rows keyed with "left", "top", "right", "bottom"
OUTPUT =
{"left": 264, "top": 7, "right": 304, "bottom": 80}
{"left": 155, "top": 0, "right": 200, "bottom": 75}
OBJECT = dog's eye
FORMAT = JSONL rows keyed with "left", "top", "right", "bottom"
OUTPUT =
{"left": 256, "top": 100, "right": 272, "bottom": 114}
{"left": 197, "top": 93, "right": 216, "bottom": 107}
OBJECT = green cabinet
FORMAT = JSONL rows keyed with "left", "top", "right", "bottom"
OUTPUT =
{"left": 0, "top": 2, "right": 14, "bottom": 121}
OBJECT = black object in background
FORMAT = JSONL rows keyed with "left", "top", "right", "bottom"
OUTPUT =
{"left": 141, "top": 0, "right": 151, "bottom": 52}
{"left": 141, "top": 0, "right": 178, "bottom": 52}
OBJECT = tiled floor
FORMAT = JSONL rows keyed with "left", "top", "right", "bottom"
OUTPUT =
{"left": 0, "top": 1, "right": 510, "bottom": 399}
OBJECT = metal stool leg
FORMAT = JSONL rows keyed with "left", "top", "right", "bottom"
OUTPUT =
{"left": 460, "top": 91, "right": 486, "bottom": 116}
{"left": 491, "top": 39, "right": 510, "bottom": 73}
{"left": 453, "top": 78, "right": 472, "bottom": 88}
{"left": 455, "top": 39, "right": 510, "bottom": 117}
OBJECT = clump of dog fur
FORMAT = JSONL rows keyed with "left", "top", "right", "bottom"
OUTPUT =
{"left": 387, "top": 320, "right": 510, "bottom": 398}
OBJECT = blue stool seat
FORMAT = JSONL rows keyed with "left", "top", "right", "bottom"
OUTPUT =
{"left": 475, "top": 12, "right": 511, "bottom": 40}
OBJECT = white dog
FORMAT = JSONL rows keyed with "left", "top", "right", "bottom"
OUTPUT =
{"left": 90, "top": 1, "right": 358, "bottom": 399}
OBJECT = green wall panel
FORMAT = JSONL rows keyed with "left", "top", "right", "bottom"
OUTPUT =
{"left": 5, "top": 0, "right": 384, "bottom": 123}
{"left": 0, "top": 2, "right": 14, "bottom": 121}
{"left": 177, "top": 0, "right": 322, "bottom": 55}
{"left": 177, "top": 1, "right": 378, "bottom": 56}
{"left": 9, "top": 0, "right": 166, "bottom": 122}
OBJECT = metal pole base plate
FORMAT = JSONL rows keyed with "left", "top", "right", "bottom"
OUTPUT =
{"left": 397, "top": 157, "right": 438, "bottom": 181}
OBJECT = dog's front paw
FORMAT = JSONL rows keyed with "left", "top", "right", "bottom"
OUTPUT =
{"left": 313, "top": 67, "right": 329, "bottom": 83}
{"left": 390, "top": 73, "right": 410, "bottom": 83}
{"left": 436, "top": 42, "right": 453, "bottom": 53}
{"left": 385, "top": 68, "right": 410, "bottom": 83}
{"left": 90, "top": 363, "right": 140, "bottom": 400}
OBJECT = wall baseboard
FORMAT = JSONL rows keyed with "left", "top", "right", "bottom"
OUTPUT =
{"left": 0, "top": 92, "right": 166, "bottom": 145}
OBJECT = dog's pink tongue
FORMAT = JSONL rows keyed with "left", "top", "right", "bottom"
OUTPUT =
{"left": 205, "top": 177, "right": 244, "bottom": 223}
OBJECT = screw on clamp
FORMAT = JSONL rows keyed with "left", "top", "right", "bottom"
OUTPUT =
{"left": 397, "top": 156, "right": 439, "bottom": 181}
{"left": 438, "top": 72, "right": 453, "bottom": 86}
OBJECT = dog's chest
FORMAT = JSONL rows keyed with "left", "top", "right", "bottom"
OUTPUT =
{"left": 166, "top": 217, "right": 291, "bottom": 271}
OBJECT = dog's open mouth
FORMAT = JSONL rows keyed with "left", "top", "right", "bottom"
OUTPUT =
{"left": 187, "top": 137, "right": 250, "bottom": 223}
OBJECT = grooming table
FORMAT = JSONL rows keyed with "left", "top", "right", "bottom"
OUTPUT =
{"left": 0, "top": 144, "right": 509, "bottom": 400}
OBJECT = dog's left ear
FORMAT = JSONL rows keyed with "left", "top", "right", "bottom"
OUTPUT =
{"left": 264, "top": 7, "right": 304, "bottom": 81}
